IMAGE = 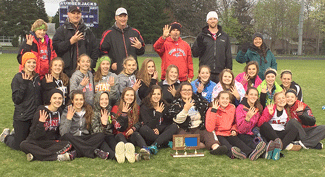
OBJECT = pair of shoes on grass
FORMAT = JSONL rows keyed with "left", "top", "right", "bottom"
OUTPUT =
{"left": 231, "top": 147, "right": 247, "bottom": 160}
{"left": 147, "top": 143, "right": 158, "bottom": 155}
{"left": 265, "top": 138, "right": 282, "bottom": 160}
{"left": 249, "top": 141, "right": 267, "bottom": 161}
{"left": 115, "top": 142, "right": 141, "bottom": 163}
{"left": 27, "top": 150, "right": 77, "bottom": 162}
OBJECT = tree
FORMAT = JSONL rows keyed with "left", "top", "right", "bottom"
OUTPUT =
{"left": 52, "top": 10, "right": 60, "bottom": 29}
{"left": 36, "top": 0, "right": 49, "bottom": 22}
{"left": 232, "top": 0, "right": 254, "bottom": 44}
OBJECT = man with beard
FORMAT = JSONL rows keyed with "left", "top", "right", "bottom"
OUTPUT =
{"left": 192, "top": 11, "right": 232, "bottom": 83}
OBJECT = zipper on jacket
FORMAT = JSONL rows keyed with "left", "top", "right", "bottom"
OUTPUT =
{"left": 122, "top": 30, "right": 128, "bottom": 57}
{"left": 214, "top": 40, "right": 217, "bottom": 69}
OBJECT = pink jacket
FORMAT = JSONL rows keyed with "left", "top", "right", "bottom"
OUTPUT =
{"left": 235, "top": 104, "right": 261, "bottom": 135}
{"left": 235, "top": 72, "right": 262, "bottom": 91}
{"left": 257, "top": 105, "right": 290, "bottom": 127}
{"left": 205, "top": 104, "right": 237, "bottom": 136}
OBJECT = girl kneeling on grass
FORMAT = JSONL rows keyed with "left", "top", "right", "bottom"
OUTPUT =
{"left": 158, "top": 65, "right": 181, "bottom": 104}
{"left": 60, "top": 90, "right": 109, "bottom": 160}
{"left": 139, "top": 85, "right": 178, "bottom": 155}
{"left": 212, "top": 69, "right": 245, "bottom": 107}
{"left": 41, "top": 57, "right": 69, "bottom": 108}
{"left": 20, "top": 89, "right": 74, "bottom": 161}
{"left": 206, "top": 91, "right": 266, "bottom": 160}
{"left": 70, "top": 54, "right": 94, "bottom": 106}
{"left": 166, "top": 82, "right": 227, "bottom": 155}
{"left": 93, "top": 56, "right": 119, "bottom": 106}
{"left": 257, "top": 92, "right": 301, "bottom": 160}
{"left": 91, "top": 91, "right": 118, "bottom": 160}
{"left": 191, "top": 65, "right": 217, "bottom": 102}
{"left": 111, "top": 87, "right": 151, "bottom": 163}
{"left": 1, "top": 52, "right": 42, "bottom": 151}
{"left": 137, "top": 58, "right": 158, "bottom": 100}
{"left": 286, "top": 89, "right": 325, "bottom": 149}
{"left": 235, "top": 61, "right": 262, "bottom": 91}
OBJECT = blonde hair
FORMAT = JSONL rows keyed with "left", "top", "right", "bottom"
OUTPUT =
{"left": 137, "top": 58, "right": 156, "bottom": 86}
{"left": 31, "top": 19, "right": 48, "bottom": 31}
{"left": 121, "top": 56, "right": 137, "bottom": 74}
{"left": 76, "top": 54, "right": 91, "bottom": 71}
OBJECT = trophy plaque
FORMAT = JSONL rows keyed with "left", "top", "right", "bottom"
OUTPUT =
{"left": 171, "top": 134, "right": 204, "bottom": 157}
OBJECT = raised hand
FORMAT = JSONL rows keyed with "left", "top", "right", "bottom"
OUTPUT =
{"left": 212, "top": 99, "right": 220, "bottom": 110}
{"left": 261, "top": 85, "right": 267, "bottom": 94}
{"left": 22, "top": 73, "right": 31, "bottom": 81}
{"left": 167, "top": 85, "right": 176, "bottom": 97}
{"left": 39, "top": 110, "right": 48, "bottom": 122}
{"left": 122, "top": 102, "right": 130, "bottom": 113}
{"left": 162, "top": 24, "right": 171, "bottom": 39}
{"left": 152, "top": 71, "right": 158, "bottom": 80}
{"left": 246, "top": 107, "right": 257, "bottom": 121}
{"left": 296, "top": 102, "right": 305, "bottom": 112}
{"left": 26, "top": 34, "right": 34, "bottom": 46}
{"left": 108, "top": 76, "right": 115, "bottom": 87}
{"left": 267, "top": 104, "right": 274, "bottom": 115}
{"left": 230, "top": 86, "right": 240, "bottom": 100}
{"left": 155, "top": 102, "right": 165, "bottom": 113}
{"left": 132, "top": 79, "right": 142, "bottom": 91}
{"left": 184, "top": 98, "right": 194, "bottom": 112}
{"left": 101, "top": 109, "right": 109, "bottom": 125}
{"left": 70, "top": 31, "right": 84, "bottom": 44}
{"left": 45, "top": 74, "right": 53, "bottom": 83}
{"left": 197, "top": 83, "right": 204, "bottom": 93}
{"left": 130, "top": 37, "right": 142, "bottom": 49}
{"left": 66, "top": 105, "right": 76, "bottom": 120}
{"left": 80, "top": 76, "right": 89, "bottom": 86}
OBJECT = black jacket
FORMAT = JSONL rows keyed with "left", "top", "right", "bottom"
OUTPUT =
{"left": 158, "top": 80, "right": 181, "bottom": 104}
{"left": 280, "top": 81, "right": 303, "bottom": 102}
{"left": 139, "top": 102, "right": 172, "bottom": 129}
{"left": 192, "top": 25, "right": 232, "bottom": 74}
{"left": 11, "top": 71, "right": 42, "bottom": 121}
{"left": 27, "top": 105, "right": 62, "bottom": 141}
{"left": 99, "top": 24, "right": 145, "bottom": 74}
{"left": 41, "top": 76, "right": 69, "bottom": 108}
{"left": 52, "top": 20, "right": 99, "bottom": 77}
{"left": 138, "top": 79, "right": 157, "bottom": 101}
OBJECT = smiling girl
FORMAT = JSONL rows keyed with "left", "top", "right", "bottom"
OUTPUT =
{"left": 280, "top": 70, "right": 303, "bottom": 102}
{"left": 17, "top": 19, "right": 57, "bottom": 80}
{"left": 212, "top": 69, "right": 245, "bottom": 106}
{"left": 191, "top": 65, "right": 217, "bottom": 102}
{"left": 1, "top": 52, "right": 42, "bottom": 150}
{"left": 235, "top": 61, "right": 262, "bottom": 91}
{"left": 70, "top": 54, "right": 94, "bottom": 106}
{"left": 137, "top": 58, "right": 158, "bottom": 100}
{"left": 158, "top": 65, "right": 181, "bottom": 104}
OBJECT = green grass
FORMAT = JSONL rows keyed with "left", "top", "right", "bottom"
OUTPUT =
{"left": 1, "top": 54, "right": 325, "bottom": 176}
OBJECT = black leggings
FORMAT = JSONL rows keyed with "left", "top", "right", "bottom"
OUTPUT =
{"left": 139, "top": 124, "right": 178, "bottom": 146}
{"left": 60, "top": 133, "right": 105, "bottom": 158}
{"left": 115, "top": 132, "right": 147, "bottom": 148}
{"left": 259, "top": 119, "right": 299, "bottom": 148}
{"left": 217, "top": 135, "right": 253, "bottom": 157}
{"left": 100, "top": 134, "right": 118, "bottom": 160}
{"left": 5, "top": 119, "right": 32, "bottom": 150}
{"left": 20, "top": 140, "right": 70, "bottom": 161}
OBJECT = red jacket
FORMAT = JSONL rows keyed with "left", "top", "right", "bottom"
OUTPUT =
{"left": 257, "top": 105, "right": 290, "bottom": 127}
{"left": 205, "top": 104, "right": 237, "bottom": 136}
{"left": 289, "top": 100, "right": 316, "bottom": 128}
{"left": 18, "top": 34, "right": 57, "bottom": 80}
{"left": 153, "top": 36, "right": 193, "bottom": 82}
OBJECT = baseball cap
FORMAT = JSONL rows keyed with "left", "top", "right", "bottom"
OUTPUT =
{"left": 115, "top": 7, "right": 128, "bottom": 16}
{"left": 68, "top": 5, "right": 81, "bottom": 13}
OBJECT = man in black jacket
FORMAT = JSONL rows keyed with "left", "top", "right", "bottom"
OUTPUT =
{"left": 52, "top": 5, "right": 99, "bottom": 77}
{"left": 192, "top": 11, "right": 232, "bottom": 83}
{"left": 99, "top": 7, "right": 145, "bottom": 74}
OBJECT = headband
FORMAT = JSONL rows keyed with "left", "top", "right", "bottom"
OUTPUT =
{"left": 264, "top": 70, "right": 277, "bottom": 77}
{"left": 33, "top": 24, "right": 46, "bottom": 32}
{"left": 285, "top": 89, "right": 297, "bottom": 97}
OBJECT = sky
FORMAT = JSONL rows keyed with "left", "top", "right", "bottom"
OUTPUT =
{"left": 44, "top": 0, "right": 60, "bottom": 17}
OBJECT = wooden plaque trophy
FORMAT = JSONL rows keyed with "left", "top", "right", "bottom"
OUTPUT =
{"left": 171, "top": 134, "right": 204, "bottom": 157}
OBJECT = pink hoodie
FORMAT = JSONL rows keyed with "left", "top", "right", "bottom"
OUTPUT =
{"left": 235, "top": 104, "right": 261, "bottom": 135}
{"left": 235, "top": 72, "right": 262, "bottom": 91}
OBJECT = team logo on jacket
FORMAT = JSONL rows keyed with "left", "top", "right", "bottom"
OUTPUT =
{"left": 168, "top": 48, "right": 185, "bottom": 57}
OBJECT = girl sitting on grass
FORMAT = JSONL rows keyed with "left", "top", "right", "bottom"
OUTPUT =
{"left": 139, "top": 85, "right": 178, "bottom": 155}
{"left": 70, "top": 54, "right": 94, "bottom": 106}
{"left": 191, "top": 65, "right": 217, "bottom": 102}
{"left": 20, "top": 89, "right": 74, "bottom": 162}
{"left": 158, "top": 65, "right": 181, "bottom": 104}
{"left": 206, "top": 91, "right": 266, "bottom": 160}
{"left": 111, "top": 87, "right": 150, "bottom": 163}
{"left": 235, "top": 61, "right": 262, "bottom": 91}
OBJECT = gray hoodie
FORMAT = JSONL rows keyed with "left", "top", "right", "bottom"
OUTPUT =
{"left": 117, "top": 72, "right": 141, "bottom": 104}
{"left": 60, "top": 105, "right": 90, "bottom": 136}
{"left": 70, "top": 70, "right": 94, "bottom": 106}
{"left": 94, "top": 72, "right": 119, "bottom": 106}
{"left": 91, "top": 91, "right": 113, "bottom": 135}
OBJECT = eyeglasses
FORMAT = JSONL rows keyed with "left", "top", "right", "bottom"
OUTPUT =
{"left": 181, "top": 89, "right": 192, "bottom": 92}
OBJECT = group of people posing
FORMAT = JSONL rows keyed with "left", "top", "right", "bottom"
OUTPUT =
{"left": 1, "top": 6, "right": 324, "bottom": 164}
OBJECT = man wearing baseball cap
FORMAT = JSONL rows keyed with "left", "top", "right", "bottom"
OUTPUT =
{"left": 99, "top": 7, "right": 145, "bottom": 74}
{"left": 192, "top": 11, "right": 232, "bottom": 83}
{"left": 53, "top": 5, "right": 98, "bottom": 77}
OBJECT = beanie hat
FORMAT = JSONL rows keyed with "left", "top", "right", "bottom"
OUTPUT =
{"left": 22, "top": 52, "right": 37, "bottom": 67}
{"left": 46, "top": 88, "right": 64, "bottom": 105}
{"left": 170, "top": 22, "right": 182, "bottom": 32}
{"left": 252, "top": 32, "right": 264, "bottom": 41}
{"left": 94, "top": 55, "right": 111, "bottom": 72}
{"left": 206, "top": 11, "right": 218, "bottom": 22}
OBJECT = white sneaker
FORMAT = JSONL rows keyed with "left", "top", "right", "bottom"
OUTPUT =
{"left": 115, "top": 142, "right": 125, "bottom": 163}
{"left": 125, "top": 143, "right": 135, "bottom": 163}
{"left": 27, "top": 153, "right": 34, "bottom": 162}
{"left": 57, "top": 153, "right": 71, "bottom": 161}
{"left": 0, "top": 128, "right": 10, "bottom": 143}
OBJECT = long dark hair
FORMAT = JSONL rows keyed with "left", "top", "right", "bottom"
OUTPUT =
{"left": 142, "top": 85, "right": 168, "bottom": 109}
{"left": 117, "top": 87, "right": 139, "bottom": 124}
{"left": 70, "top": 90, "right": 93, "bottom": 130}
{"left": 218, "top": 69, "right": 235, "bottom": 90}
{"left": 246, "top": 87, "right": 263, "bottom": 114}
{"left": 137, "top": 58, "right": 157, "bottom": 87}
{"left": 244, "top": 61, "right": 259, "bottom": 89}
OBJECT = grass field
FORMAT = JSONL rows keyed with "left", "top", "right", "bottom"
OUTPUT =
{"left": 1, "top": 54, "right": 325, "bottom": 176}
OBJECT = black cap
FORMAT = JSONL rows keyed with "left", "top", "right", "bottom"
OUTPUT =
{"left": 170, "top": 22, "right": 182, "bottom": 32}
{"left": 45, "top": 89, "right": 64, "bottom": 105}
{"left": 68, "top": 5, "right": 81, "bottom": 13}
